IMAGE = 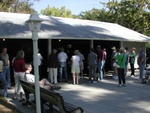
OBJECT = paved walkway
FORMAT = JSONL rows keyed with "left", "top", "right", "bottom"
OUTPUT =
{"left": 2, "top": 70, "right": 150, "bottom": 113}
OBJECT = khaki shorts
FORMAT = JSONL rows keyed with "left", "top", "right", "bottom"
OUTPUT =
{"left": 71, "top": 65, "right": 80, "bottom": 73}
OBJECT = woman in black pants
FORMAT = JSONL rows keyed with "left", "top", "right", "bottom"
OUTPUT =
{"left": 116, "top": 48, "right": 126, "bottom": 87}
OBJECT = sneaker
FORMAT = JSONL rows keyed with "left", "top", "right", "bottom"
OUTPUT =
{"left": 93, "top": 81, "right": 97, "bottom": 83}
{"left": 7, "top": 87, "right": 12, "bottom": 89}
{"left": 122, "top": 84, "right": 126, "bottom": 87}
{"left": 130, "top": 75, "right": 135, "bottom": 77}
{"left": 138, "top": 77, "right": 142, "bottom": 80}
{"left": 80, "top": 76, "right": 84, "bottom": 79}
{"left": 51, "top": 86, "right": 61, "bottom": 90}
{"left": 89, "top": 81, "right": 92, "bottom": 83}
{"left": 98, "top": 78, "right": 103, "bottom": 81}
{"left": 118, "top": 84, "right": 122, "bottom": 87}
{"left": 20, "top": 98, "right": 25, "bottom": 102}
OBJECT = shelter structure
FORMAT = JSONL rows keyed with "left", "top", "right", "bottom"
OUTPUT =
{"left": 0, "top": 12, "right": 150, "bottom": 77}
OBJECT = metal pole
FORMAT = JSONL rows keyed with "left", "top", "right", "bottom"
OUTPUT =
{"left": 32, "top": 30, "right": 41, "bottom": 113}
{"left": 90, "top": 40, "right": 93, "bottom": 48}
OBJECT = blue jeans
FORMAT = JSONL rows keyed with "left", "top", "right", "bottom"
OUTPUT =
{"left": 59, "top": 62, "right": 68, "bottom": 81}
{"left": 124, "top": 64, "right": 128, "bottom": 76}
{"left": 139, "top": 64, "right": 145, "bottom": 79}
{"left": 3, "top": 66, "right": 11, "bottom": 87}
{"left": 0, "top": 72, "right": 8, "bottom": 97}
{"left": 98, "top": 61, "right": 104, "bottom": 80}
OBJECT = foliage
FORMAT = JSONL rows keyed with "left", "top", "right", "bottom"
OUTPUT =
{"left": 40, "top": 6, "right": 73, "bottom": 18}
{"left": 106, "top": 0, "right": 150, "bottom": 36}
{"left": 78, "top": 8, "right": 106, "bottom": 21}
{"left": 79, "top": 0, "right": 150, "bottom": 37}
{"left": 146, "top": 42, "right": 150, "bottom": 64}
{"left": 0, "top": 0, "right": 36, "bottom": 13}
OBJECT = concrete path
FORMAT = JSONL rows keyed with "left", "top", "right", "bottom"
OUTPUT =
{"left": 3, "top": 70, "right": 150, "bottom": 113}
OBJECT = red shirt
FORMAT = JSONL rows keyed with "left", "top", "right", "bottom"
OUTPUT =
{"left": 97, "top": 50, "right": 105, "bottom": 61}
{"left": 13, "top": 58, "right": 25, "bottom": 72}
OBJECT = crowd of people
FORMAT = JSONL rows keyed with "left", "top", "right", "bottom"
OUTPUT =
{"left": 0, "top": 45, "right": 146, "bottom": 98}
{"left": 111, "top": 46, "right": 146, "bottom": 87}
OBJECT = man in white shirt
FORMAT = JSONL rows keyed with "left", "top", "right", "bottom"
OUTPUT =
{"left": 24, "top": 63, "right": 61, "bottom": 90}
{"left": 58, "top": 47, "right": 68, "bottom": 82}
{"left": 22, "top": 63, "right": 61, "bottom": 105}
{"left": 37, "top": 49, "right": 43, "bottom": 77}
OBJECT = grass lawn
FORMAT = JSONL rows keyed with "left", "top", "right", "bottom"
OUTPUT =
{"left": 0, "top": 96, "right": 22, "bottom": 113}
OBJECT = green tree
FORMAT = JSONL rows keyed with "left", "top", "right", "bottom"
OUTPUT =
{"left": 79, "top": 0, "right": 150, "bottom": 36}
{"left": 40, "top": 6, "right": 73, "bottom": 18}
{"left": 78, "top": 8, "right": 101, "bottom": 21}
{"left": 0, "top": 0, "right": 35, "bottom": 13}
{"left": 106, "top": 0, "right": 150, "bottom": 36}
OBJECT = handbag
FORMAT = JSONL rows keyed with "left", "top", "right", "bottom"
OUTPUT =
{"left": 113, "top": 54, "right": 125, "bottom": 68}
{"left": 113, "top": 62, "right": 120, "bottom": 68}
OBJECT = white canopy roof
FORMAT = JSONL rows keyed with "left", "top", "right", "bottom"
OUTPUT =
{"left": 0, "top": 12, "right": 150, "bottom": 42}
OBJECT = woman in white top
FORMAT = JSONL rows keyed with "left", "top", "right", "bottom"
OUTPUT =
{"left": 71, "top": 50, "right": 80, "bottom": 84}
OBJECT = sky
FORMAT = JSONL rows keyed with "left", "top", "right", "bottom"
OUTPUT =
{"left": 32, "top": 0, "right": 111, "bottom": 15}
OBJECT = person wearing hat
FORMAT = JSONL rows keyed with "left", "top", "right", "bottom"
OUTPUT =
{"left": 129, "top": 47, "right": 136, "bottom": 77}
{"left": 96, "top": 45, "right": 105, "bottom": 81}
{"left": 115, "top": 48, "right": 126, "bottom": 87}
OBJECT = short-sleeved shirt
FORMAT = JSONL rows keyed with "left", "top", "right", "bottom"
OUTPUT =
{"left": 129, "top": 51, "right": 136, "bottom": 64}
{"left": 111, "top": 51, "right": 116, "bottom": 61}
{"left": 37, "top": 53, "right": 43, "bottom": 66}
{"left": 138, "top": 52, "right": 145, "bottom": 65}
{"left": 0, "top": 61, "right": 3, "bottom": 72}
{"left": 0, "top": 53, "right": 9, "bottom": 66}
{"left": 78, "top": 53, "right": 85, "bottom": 62}
{"left": 13, "top": 58, "right": 25, "bottom": 72}
{"left": 71, "top": 55, "right": 80, "bottom": 66}
{"left": 97, "top": 50, "right": 105, "bottom": 61}
{"left": 88, "top": 51, "right": 97, "bottom": 65}
{"left": 24, "top": 73, "right": 35, "bottom": 83}
{"left": 58, "top": 52, "right": 68, "bottom": 62}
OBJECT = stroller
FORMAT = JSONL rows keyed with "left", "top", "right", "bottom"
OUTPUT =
{"left": 142, "top": 66, "right": 150, "bottom": 84}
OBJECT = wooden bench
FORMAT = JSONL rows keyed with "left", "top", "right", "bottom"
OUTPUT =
{"left": 20, "top": 80, "right": 84, "bottom": 113}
